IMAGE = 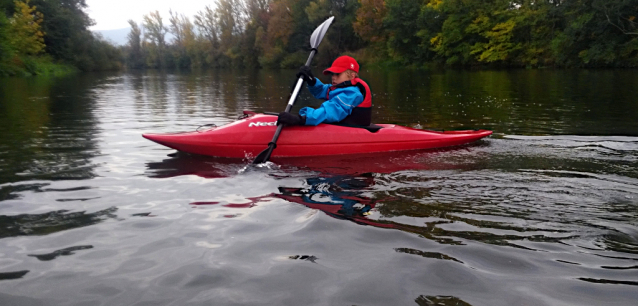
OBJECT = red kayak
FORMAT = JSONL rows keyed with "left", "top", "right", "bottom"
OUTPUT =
{"left": 142, "top": 111, "right": 492, "bottom": 158}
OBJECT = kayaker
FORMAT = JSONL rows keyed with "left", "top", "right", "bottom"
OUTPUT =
{"left": 278, "top": 55, "right": 372, "bottom": 127}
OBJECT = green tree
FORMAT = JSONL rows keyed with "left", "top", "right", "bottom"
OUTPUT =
{"left": 0, "top": 0, "right": 15, "bottom": 15}
{"left": 546, "top": 0, "right": 637, "bottom": 67}
{"left": 428, "top": 0, "right": 517, "bottom": 65}
{"left": 260, "top": 0, "right": 318, "bottom": 68}
{"left": 0, "top": 10, "right": 13, "bottom": 64}
{"left": 8, "top": 0, "right": 45, "bottom": 55}
{"left": 214, "top": 0, "right": 247, "bottom": 66}
{"left": 30, "top": 0, "right": 93, "bottom": 62}
{"left": 245, "top": 0, "right": 271, "bottom": 29}
{"left": 305, "top": 0, "right": 362, "bottom": 65}
{"left": 168, "top": 10, "right": 197, "bottom": 68}
{"left": 580, "top": 0, "right": 638, "bottom": 67}
{"left": 194, "top": 5, "right": 220, "bottom": 67}
{"left": 75, "top": 33, "right": 122, "bottom": 71}
{"left": 354, "top": 0, "right": 387, "bottom": 44}
{"left": 126, "top": 20, "right": 144, "bottom": 68}
{"left": 259, "top": 0, "right": 297, "bottom": 67}
{"left": 143, "top": 10, "right": 168, "bottom": 68}
{"left": 240, "top": 0, "right": 271, "bottom": 67}
{"left": 465, "top": 5, "right": 522, "bottom": 64}
{"left": 511, "top": 1, "right": 558, "bottom": 67}
{"left": 593, "top": 0, "right": 638, "bottom": 36}
{"left": 384, "top": 0, "right": 437, "bottom": 63}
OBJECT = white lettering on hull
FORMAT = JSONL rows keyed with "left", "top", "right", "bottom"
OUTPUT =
{"left": 248, "top": 122, "right": 277, "bottom": 127}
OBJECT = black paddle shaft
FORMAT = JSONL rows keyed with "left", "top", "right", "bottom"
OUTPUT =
{"left": 251, "top": 50, "right": 317, "bottom": 164}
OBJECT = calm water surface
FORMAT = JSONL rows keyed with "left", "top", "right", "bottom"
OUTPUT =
{"left": 0, "top": 69, "right": 637, "bottom": 305}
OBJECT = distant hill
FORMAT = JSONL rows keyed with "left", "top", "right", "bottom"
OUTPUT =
{"left": 94, "top": 28, "right": 130, "bottom": 46}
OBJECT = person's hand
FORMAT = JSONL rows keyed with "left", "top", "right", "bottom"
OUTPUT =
{"left": 277, "top": 112, "right": 306, "bottom": 126}
{"left": 296, "top": 66, "right": 316, "bottom": 86}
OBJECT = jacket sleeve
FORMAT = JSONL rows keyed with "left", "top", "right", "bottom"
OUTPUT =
{"left": 299, "top": 88, "right": 364, "bottom": 126}
{"left": 307, "top": 78, "right": 331, "bottom": 100}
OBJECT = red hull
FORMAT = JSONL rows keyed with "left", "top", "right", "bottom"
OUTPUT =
{"left": 142, "top": 112, "right": 492, "bottom": 158}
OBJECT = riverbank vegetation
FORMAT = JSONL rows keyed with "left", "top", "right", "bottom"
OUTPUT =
{"left": 124, "top": 0, "right": 638, "bottom": 69}
{"left": 0, "top": 0, "right": 121, "bottom": 76}
{"left": 2, "top": 0, "right": 636, "bottom": 77}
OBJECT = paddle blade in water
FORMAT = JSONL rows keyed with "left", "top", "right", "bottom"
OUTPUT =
{"left": 252, "top": 144, "right": 275, "bottom": 164}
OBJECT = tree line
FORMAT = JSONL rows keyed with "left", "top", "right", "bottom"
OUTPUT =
{"left": 125, "top": 0, "right": 638, "bottom": 69}
{"left": 2, "top": 0, "right": 637, "bottom": 77}
{"left": 0, "top": 0, "right": 120, "bottom": 76}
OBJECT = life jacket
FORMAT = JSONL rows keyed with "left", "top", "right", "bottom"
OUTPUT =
{"left": 326, "top": 78, "right": 372, "bottom": 126}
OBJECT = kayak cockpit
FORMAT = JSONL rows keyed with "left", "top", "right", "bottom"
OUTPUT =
{"left": 328, "top": 123, "right": 383, "bottom": 133}
{"left": 257, "top": 110, "right": 383, "bottom": 133}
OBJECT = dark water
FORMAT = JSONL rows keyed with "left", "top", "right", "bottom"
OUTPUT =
{"left": 0, "top": 69, "right": 637, "bottom": 305}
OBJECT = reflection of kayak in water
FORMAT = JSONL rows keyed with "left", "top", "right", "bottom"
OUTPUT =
{"left": 143, "top": 111, "right": 492, "bottom": 158}
{"left": 145, "top": 143, "right": 488, "bottom": 178}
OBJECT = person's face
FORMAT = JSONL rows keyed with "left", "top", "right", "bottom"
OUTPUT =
{"left": 331, "top": 70, "right": 353, "bottom": 85}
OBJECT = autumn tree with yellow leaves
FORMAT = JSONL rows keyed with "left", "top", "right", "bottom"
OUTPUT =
{"left": 8, "top": 0, "right": 45, "bottom": 55}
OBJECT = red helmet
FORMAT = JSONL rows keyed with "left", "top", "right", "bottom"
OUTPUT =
{"left": 323, "top": 56, "right": 359, "bottom": 75}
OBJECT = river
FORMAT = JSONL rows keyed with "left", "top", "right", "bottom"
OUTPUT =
{"left": 0, "top": 68, "right": 637, "bottom": 305}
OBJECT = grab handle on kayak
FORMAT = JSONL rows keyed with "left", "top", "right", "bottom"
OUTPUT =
{"left": 196, "top": 124, "right": 217, "bottom": 132}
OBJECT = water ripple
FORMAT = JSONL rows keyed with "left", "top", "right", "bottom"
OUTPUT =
{"left": 2, "top": 70, "right": 638, "bottom": 305}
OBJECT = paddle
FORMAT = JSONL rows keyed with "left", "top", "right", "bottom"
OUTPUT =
{"left": 252, "top": 16, "right": 335, "bottom": 164}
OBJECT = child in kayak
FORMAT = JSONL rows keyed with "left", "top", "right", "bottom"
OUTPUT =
{"left": 278, "top": 55, "right": 372, "bottom": 127}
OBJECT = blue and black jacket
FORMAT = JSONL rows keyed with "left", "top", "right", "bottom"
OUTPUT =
{"left": 300, "top": 78, "right": 372, "bottom": 126}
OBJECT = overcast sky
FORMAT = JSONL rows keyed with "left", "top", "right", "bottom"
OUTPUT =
{"left": 86, "top": 0, "right": 214, "bottom": 30}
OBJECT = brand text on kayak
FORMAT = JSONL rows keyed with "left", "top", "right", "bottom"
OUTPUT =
{"left": 249, "top": 122, "right": 277, "bottom": 127}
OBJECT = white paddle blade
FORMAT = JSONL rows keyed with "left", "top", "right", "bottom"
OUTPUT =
{"left": 310, "top": 16, "right": 334, "bottom": 49}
